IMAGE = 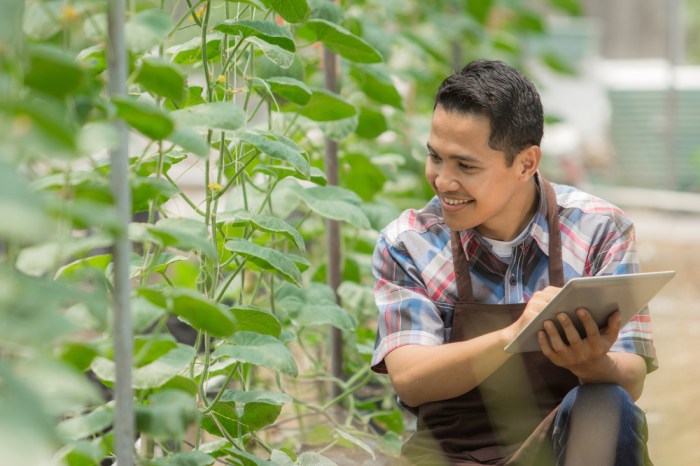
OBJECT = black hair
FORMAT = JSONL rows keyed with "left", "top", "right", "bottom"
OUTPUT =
{"left": 433, "top": 59, "right": 544, "bottom": 166}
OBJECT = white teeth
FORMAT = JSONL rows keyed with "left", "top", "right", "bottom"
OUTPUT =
{"left": 444, "top": 197, "right": 470, "bottom": 206}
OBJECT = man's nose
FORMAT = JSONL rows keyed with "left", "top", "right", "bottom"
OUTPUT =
{"left": 434, "top": 170, "right": 460, "bottom": 192}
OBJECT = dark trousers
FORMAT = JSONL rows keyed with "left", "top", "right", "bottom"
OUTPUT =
{"left": 552, "top": 384, "right": 652, "bottom": 466}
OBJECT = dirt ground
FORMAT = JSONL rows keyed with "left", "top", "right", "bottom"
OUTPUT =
{"left": 628, "top": 208, "right": 700, "bottom": 466}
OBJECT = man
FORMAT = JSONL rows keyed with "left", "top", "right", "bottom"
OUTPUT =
{"left": 371, "top": 60, "right": 656, "bottom": 465}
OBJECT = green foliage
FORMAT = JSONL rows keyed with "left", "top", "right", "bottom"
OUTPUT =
{"left": 1, "top": 0, "right": 581, "bottom": 465}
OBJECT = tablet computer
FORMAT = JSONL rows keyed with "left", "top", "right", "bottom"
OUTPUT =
{"left": 504, "top": 271, "right": 675, "bottom": 353}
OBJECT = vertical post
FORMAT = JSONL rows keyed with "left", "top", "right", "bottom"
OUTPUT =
{"left": 107, "top": 0, "right": 135, "bottom": 465}
{"left": 323, "top": 45, "right": 343, "bottom": 402}
{"left": 664, "top": 0, "right": 683, "bottom": 190}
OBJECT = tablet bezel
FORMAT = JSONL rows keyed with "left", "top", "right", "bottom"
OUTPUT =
{"left": 504, "top": 271, "right": 675, "bottom": 353}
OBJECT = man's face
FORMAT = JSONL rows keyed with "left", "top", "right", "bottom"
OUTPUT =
{"left": 426, "top": 106, "right": 533, "bottom": 240}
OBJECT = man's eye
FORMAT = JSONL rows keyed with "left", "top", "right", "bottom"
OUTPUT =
{"left": 459, "top": 163, "right": 475, "bottom": 170}
{"left": 428, "top": 153, "right": 440, "bottom": 161}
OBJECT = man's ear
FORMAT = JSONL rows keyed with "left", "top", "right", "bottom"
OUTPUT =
{"left": 516, "top": 145, "right": 541, "bottom": 179}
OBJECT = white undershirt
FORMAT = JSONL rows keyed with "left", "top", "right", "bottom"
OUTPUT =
{"left": 481, "top": 218, "right": 534, "bottom": 260}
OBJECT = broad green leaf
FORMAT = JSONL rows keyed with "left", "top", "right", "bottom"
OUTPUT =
{"left": 167, "top": 126, "right": 210, "bottom": 158}
{"left": 7, "top": 98, "right": 78, "bottom": 155}
{"left": 18, "top": 360, "right": 102, "bottom": 415}
{"left": 132, "top": 151, "right": 188, "bottom": 177}
{"left": 91, "top": 344, "right": 196, "bottom": 389}
{"left": 161, "top": 375, "right": 199, "bottom": 396}
{"left": 228, "top": 305, "right": 282, "bottom": 338}
{"left": 16, "top": 234, "right": 112, "bottom": 277}
{"left": 255, "top": 53, "right": 305, "bottom": 80}
{"left": 171, "top": 102, "right": 245, "bottom": 131}
{"left": 467, "top": 0, "right": 494, "bottom": 24}
{"left": 260, "top": 0, "right": 310, "bottom": 23}
{"left": 356, "top": 106, "right": 388, "bottom": 139}
{"left": 131, "top": 176, "right": 179, "bottom": 212}
{"left": 297, "top": 19, "right": 382, "bottom": 63}
{"left": 58, "top": 404, "right": 114, "bottom": 441}
{"left": 167, "top": 287, "right": 237, "bottom": 338}
{"left": 212, "top": 331, "right": 298, "bottom": 376}
{"left": 168, "top": 35, "right": 222, "bottom": 65}
{"left": 133, "top": 334, "right": 178, "bottom": 367}
{"left": 297, "top": 452, "right": 338, "bottom": 466}
{"left": 307, "top": 0, "right": 343, "bottom": 23}
{"left": 113, "top": 96, "right": 175, "bottom": 140}
{"left": 213, "top": 20, "right": 295, "bottom": 52}
{"left": 55, "top": 254, "right": 112, "bottom": 281}
{"left": 335, "top": 428, "right": 375, "bottom": 460}
{"left": 540, "top": 50, "right": 578, "bottom": 75}
{"left": 251, "top": 76, "right": 312, "bottom": 106}
{"left": 247, "top": 36, "right": 295, "bottom": 68}
{"left": 136, "top": 390, "right": 199, "bottom": 443}
{"left": 225, "top": 239, "right": 302, "bottom": 285}
{"left": 512, "top": 9, "right": 546, "bottom": 33}
{"left": 291, "top": 182, "right": 370, "bottom": 229}
{"left": 218, "top": 210, "right": 305, "bottom": 250}
{"left": 227, "top": 449, "right": 277, "bottom": 466}
{"left": 276, "top": 283, "right": 357, "bottom": 331}
{"left": 240, "top": 402, "right": 283, "bottom": 431}
{"left": 549, "top": 0, "right": 582, "bottom": 15}
{"left": 0, "top": 162, "right": 55, "bottom": 242}
{"left": 135, "top": 57, "right": 187, "bottom": 104}
{"left": 59, "top": 438, "right": 107, "bottom": 466}
{"left": 24, "top": 45, "right": 84, "bottom": 97}
{"left": 132, "top": 294, "right": 167, "bottom": 333}
{"left": 349, "top": 64, "right": 402, "bottom": 108}
{"left": 253, "top": 165, "right": 327, "bottom": 186}
{"left": 316, "top": 114, "right": 358, "bottom": 141}
{"left": 240, "top": 132, "right": 310, "bottom": 177}
{"left": 125, "top": 9, "right": 172, "bottom": 53}
{"left": 77, "top": 45, "right": 107, "bottom": 74}
{"left": 220, "top": 389, "right": 292, "bottom": 406}
{"left": 22, "top": 0, "right": 60, "bottom": 40}
{"left": 78, "top": 121, "right": 119, "bottom": 156}
{"left": 58, "top": 341, "right": 99, "bottom": 372}
{"left": 151, "top": 451, "right": 216, "bottom": 466}
{"left": 339, "top": 152, "right": 387, "bottom": 201}
{"left": 148, "top": 217, "right": 217, "bottom": 258}
{"left": 297, "top": 88, "right": 356, "bottom": 122}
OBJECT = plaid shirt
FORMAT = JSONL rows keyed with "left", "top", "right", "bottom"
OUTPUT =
{"left": 371, "top": 175, "right": 658, "bottom": 374}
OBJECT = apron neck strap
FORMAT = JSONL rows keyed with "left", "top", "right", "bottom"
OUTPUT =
{"left": 450, "top": 177, "right": 564, "bottom": 302}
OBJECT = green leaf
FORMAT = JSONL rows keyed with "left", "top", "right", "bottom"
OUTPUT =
{"left": 297, "top": 88, "right": 356, "bottom": 122}
{"left": 276, "top": 283, "right": 357, "bottom": 331}
{"left": 113, "top": 95, "right": 175, "bottom": 140}
{"left": 167, "top": 126, "right": 210, "bottom": 158}
{"left": 171, "top": 102, "right": 245, "bottom": 131}
{"left": 349, "top": 64, "right": 402, "bottom": 108}
{"left": 213, "top": 20, "right": 295, "bottom": 52}
{"left": 125, "top": 9, "right": 172, "bottom": 53}
{"left": 136, "top": 390, "right": 199, "bottom": 443}
{"left": 168, "top": 35, "right": 222, "bottom": 65}
{"left": 339, "top": 152, "right": 387, "bottom": 201}
{"left": 240, "top": 132, "right": 310, "bottom": 177}
{"left": 307, "top": 0, "right": 343, "bottom": 23}
{"left": 291, "top": 182, "right": 370, "bottom": 229}
{"left": 132, "top": 176, "right": 179, "bottom": 212}
{"left": 296, "top": 452, "right": 338, "bottom": 466}
{"left": 224, "top": 239, "right": 301, "bottom": 286}
{"left": 55, "top": 254, "right": 112, "bottom": 281}
{"left": 134, "top": 334, "right": 178, "bottom": 367}
{"left": 212, "top": 331, "right": 298, "bottom": 376}
{"left": 16, "top": 235, "right": 112, "bottom": 277}
{"left": 316, "top": 114, "right": 358, "bottom": 141}
{"left": 0, "top": 162, "right": 55, "bottom": 243}
{"left": 151, "top": 451, "right": 216, "bottom": 466}
{"left": 467, "top": 0, "right": 494, "bottom": 24}
{"left": 549, "top": 0, "right": 582, "bottom": 16}
{"left": 248, "top": 36, "right": 295, "bottom": 68}
{"left": 147, "top": 217, "right": 217, "bottom": 258}
{"left": 255, "top": 53, "right": 305, "bottom": 80}
{"left": 58, "top": 404, "right": 114, "bottom": 441}
{"left": 298, "top": 19, "right": 382, "bottom": 63}
{"left": 260, "top": 0, "right": 309, "bottom": 23}
{"left": 167, "top": 288, "right": 237, "bottom": 338}
{"left": 92, "top": 344, "right": 196, "bottom": 389}
{"left": 228, "top": 305, "right": 282, "bottom": 338}
{"left": 218, "top": 210, "right": 305, "bottom": 251}
{"left": 24, "top": 45, "right": 84, "bottom": 97}
{"left": 135, "top": 57, "right": 187, "bottom": 104}
{"left": 356, "top": 106, "right": 388, "bottom": 139}
{"left": 220, "top": 389, "right": 292, "bottom": 406}
{"left": 252, "top": 76, "right": 312, "bottom": 106}
{"left": 540, "top": 50, "right": 578, "bottom": 75}
{"left": 335, "top": 428, "right": 375, "bottom": 460}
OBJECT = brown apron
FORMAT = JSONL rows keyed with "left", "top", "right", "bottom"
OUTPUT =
{"left": 400, "top": 179, "right": 580, "bottom": 466}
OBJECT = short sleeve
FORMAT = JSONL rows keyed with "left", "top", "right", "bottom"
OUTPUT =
{"left": 370, "top": 231, "right": 447, "bottom": 374}
{"left": 592, "top": 221, "right": 658, "bottom": 373}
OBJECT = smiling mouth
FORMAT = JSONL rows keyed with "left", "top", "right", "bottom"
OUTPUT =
{"left": 443, "top": 196, "right": 473, "bottom": 206}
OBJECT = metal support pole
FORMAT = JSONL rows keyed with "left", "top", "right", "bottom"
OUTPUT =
{"left": 664, "top": 0, "right": 684, "bottom": 190}
{"left": 323, "top": 45, "right": 344, "bottom": 402}
{"left": 107, "top": 0, "right": 135, "bottom": 464}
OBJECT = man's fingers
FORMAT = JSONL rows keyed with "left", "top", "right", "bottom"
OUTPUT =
{"left": 577, "top": 308, "right": 601, "bottom": 338}
{"left": 557, "top": 312, "right": 583, "bottom": 346}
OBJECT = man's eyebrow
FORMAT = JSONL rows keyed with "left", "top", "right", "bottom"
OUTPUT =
{"left": 426, "top": 142, "right": 481, "bottom": 163}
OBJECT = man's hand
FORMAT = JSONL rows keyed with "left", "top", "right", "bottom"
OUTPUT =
{"left": 538, "top": 308, "right": 621, "bottom": 373}
{"left": 538, "top": 309, "right": 646, "bottom": 400}
{"left": 505, "top": 286, "right": 561, "bottom": 342}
